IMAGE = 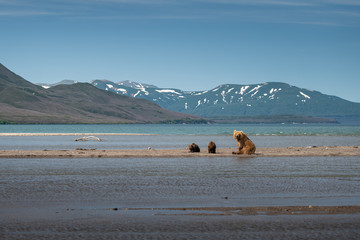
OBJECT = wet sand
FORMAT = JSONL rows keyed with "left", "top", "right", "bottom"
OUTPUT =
{"left": 125, "top": 205, "right": 360, "bottom": 215}
{"left": 0, "top": 145, "right": 359, "bottom": 158}
{"left": 2, "top": 206, "right": 360, "bottom": 239}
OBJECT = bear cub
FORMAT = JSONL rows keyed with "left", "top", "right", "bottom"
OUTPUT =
{"left": 188, "top": 143, "right": 200, "bottom": 152}
{"left": 208, "top": 141, "right": 216, "bottom": 153}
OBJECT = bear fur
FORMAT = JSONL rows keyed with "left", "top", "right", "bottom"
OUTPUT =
{"left": 232, "top": 130, "right": 256, "bottom": 155}
{"left": 208, "top": 141, "right": 216, "bottom": 153}
{"left": 188, "top": 143, "right": 200, "bottom": 152}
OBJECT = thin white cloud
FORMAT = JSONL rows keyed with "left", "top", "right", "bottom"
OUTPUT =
{"left": 0, "top": 0, "right": 359, "bottom": 27}
{"left": 0, "top": 0, "right": 20, "bottom": 4}
{"left": 78, "top": 14, "right": 206, "bottom": 20}
{"left": 199, "top": 0, "right": 360, "bottom": 7}
{"left": 2, "top": 0, "right": 360, "bottom": 7}
{"left": 72, "top": 0, "right": 176, "bottom": 4}
{"left": 0, "top": 10, "right": 54, "bottom": 16}
{"left": 330, "top": 10, "right": 360, "bottom": 18}
{"left": 196, "top": 0, "right": 316, "bottom": 6}
{"left": 288, "top": 20, "right": 345, "bottom": 26}
{"left": 324, "top": 0, "right": 360, "bottom": 6}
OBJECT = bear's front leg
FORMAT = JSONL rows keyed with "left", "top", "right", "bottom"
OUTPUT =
{"left": 232, "top": 148, "right": 244, "bottom": 154}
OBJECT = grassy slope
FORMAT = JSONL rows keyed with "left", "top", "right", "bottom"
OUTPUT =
{"left": 0, "top": 64, "right": 204, "bottom": 124}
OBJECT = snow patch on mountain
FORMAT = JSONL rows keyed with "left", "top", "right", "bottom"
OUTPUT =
{"left": 156, "top": 89, "right": 182, "bottom": 95}
{"left": 245, "top": 85, "right": 263, "bottom": 97}
{"left": 133, "top": 90, "right": 140, "bottom": 97}
{"left": 117, "top": 88, "right": 127, "bottom": 94}
{"left": 239, "top": 86, "right": 250, "bottom": 95}
{"left": 300, "top": 91, "right": 311, "bottom": 99}
{"left": 270, "top": 88, "right": 281, "bottom": 94}
{"left": 251, "top": 90, "right": 259, "bottom": 97}
{"left": 227, "top": 88, "right": 234, "bottom": 94}
{"left": 196, "top": 100, "right": 201, "bottom": 108}
{"left": 221, "top": 90, "right": 228, "bottom": 104}
{"left": 135, "top": 83, "right": 149, "bottom": 95}
{"left": 194, "top": 90, "right": 209, "bottom": 95}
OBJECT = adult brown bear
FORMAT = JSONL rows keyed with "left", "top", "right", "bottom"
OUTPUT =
{"left": 232, "top": 130, "right": 256, "bottom": 155}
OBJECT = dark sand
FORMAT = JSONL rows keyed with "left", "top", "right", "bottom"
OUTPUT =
{"left": 2, "top": 206, "right": 360, "bottom": 239}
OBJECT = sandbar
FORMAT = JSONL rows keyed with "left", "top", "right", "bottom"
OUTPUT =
{"left": 0, "top": 146, "right": 359, "bottom": 158}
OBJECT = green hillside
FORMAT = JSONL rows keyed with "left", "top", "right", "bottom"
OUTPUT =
{"left": 0, "top": 63, "right": 205, "bottom": 124}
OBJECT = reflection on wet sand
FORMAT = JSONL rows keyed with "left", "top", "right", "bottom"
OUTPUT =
{"left": 1, "top": 155, "right": 360, "bottom": 239}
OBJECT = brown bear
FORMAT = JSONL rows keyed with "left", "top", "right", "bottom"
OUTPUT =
{"left": 188, "top": 143, "right": 200, "bottom": 152}
{"left": 232, "top": 130, "right": 256, "bottom": 155}
{"left": 208, "top": 141, "right": 216, "bottom": 153}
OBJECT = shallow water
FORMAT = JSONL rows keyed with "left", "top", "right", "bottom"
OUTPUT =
{"left": 1, "top": 123, "right": 360, "bottom": 136}
{"left": 1, "top": 156, "right": 359, "bottom": 210}
{"left": 1, "top": 154, "right": 360, "bottom": 239}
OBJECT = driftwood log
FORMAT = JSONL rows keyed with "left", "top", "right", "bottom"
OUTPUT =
{"left": 75, "top": 136, "right": 102, "bottom": 142}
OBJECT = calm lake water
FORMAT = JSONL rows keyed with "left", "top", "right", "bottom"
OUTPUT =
{"left": 1, "top": 134, "right": 360, "bottom": 151}
{"left": 1, "top": 123, "right": 360, "bottom": 136}
{"left": 1, "top": 123, "right": 359, "bottom": 150}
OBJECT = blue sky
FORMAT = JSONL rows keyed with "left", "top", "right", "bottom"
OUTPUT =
{"left": 1, "top": 0, "right": 359, "bottom": 102}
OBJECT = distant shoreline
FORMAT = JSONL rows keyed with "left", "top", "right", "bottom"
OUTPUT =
{"left": 0, "top": 133, "right": 157, "bottom": 136}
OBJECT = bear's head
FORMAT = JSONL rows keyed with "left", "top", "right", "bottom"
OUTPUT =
{"left": 234, "top": 130, "right": 249, "bottom": 141}
{"left": 233, "top": 130, "right": 243, "bottom": 141}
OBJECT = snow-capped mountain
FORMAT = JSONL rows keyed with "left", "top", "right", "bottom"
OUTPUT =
{"left": 90, "top": 80, "right": 360, "bottom": 119}
{"left": 90, "top": 79, "right": 194, "bottom": 109}
{"left": 37, "top": 80, "right": 78, "bottom": 89}
{"left": 116, "top": 80, "right": 158, "bottom": 89}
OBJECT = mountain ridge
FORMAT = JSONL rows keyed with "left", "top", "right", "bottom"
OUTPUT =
{"left": 36, "top": 78, "right": 360, "bottom": 123}
{"left": 0, "top": 63, "right": 205, "bottom": 124}
{"left": 86, "top": 79, "right": 360, "bottom": 122}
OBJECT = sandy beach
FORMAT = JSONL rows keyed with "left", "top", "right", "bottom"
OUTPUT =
{"left": 0, "top": 145, "right": 359, "bottom": 158}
